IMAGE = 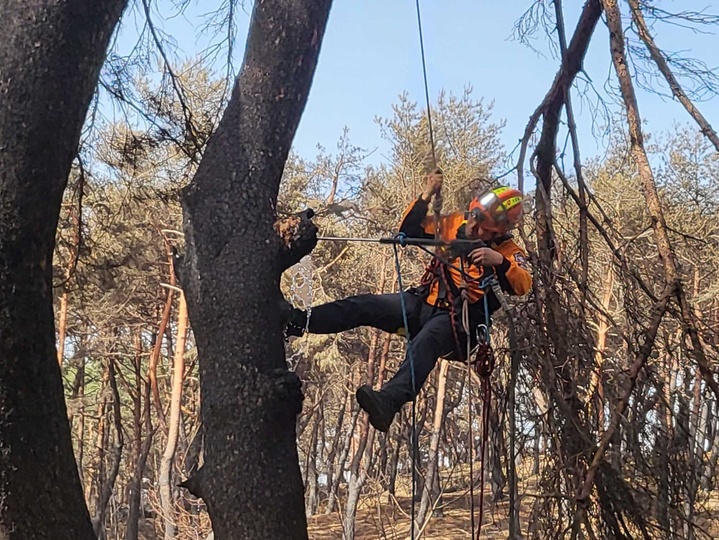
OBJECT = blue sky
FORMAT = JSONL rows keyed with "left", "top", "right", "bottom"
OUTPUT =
{"left": 114, "top": 0, "right": 719, "bottom": 173}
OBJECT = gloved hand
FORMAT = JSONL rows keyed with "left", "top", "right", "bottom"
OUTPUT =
{"left": 421, "top": 168, "right": 443, "bottom": 202}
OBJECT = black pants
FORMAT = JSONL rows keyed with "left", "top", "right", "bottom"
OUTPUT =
{"left": 307, "top": 292, "right": 484, "bottom": 406}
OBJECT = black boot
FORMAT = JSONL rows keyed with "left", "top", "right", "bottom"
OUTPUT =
{"left": 285, "top": 308, "right": 308, "bottom": 338}
{"left": 356, "top": 385, "right": 401, "bottom": 433}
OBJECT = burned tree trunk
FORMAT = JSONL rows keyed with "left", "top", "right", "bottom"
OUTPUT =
{"left": 178, "top": 0, "right": 332, "bottom": 538}
{"left": 0, "top": 0, "right": 127, "bottom": 538}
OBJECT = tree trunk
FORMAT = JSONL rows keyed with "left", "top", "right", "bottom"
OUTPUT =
{"left": 387, "top": 428, "right": 403, "bottom": 495}
{"left": 177, "top": 2, "right": 331, "bottom": 537}
{"left": 126, "top": 361, "right": 155, "bottom": 540}
{"left": 342, "top": 422, "right": 374, "bottom": 540}
{"left": 602, "top": 0, "right": 719, "bottom": 407}
{"left": 589, "top": 267, "right": 614, "bottom": 436}
{"left": 160, "top": 292, "right": 189, "bottom": 539}
{"left": 343, "top": 320, "right": 386, "bottom": 538}
{"left": 75, "top": 357, "right": 87, "bottom": 485}
{"left": 92, "top": 359, "right": 124, "bottom": 536}
{"left": 0, "top": 0, "right": 127, "bottom": 537}
{"left": 151, "top": 284, "right": 175, "bottom": 431}
{"left": 326, "top": 409, "right": 360, "bottom": 515}
{"left": 657, "top": 360, "right": 672, "bottom": 535}
{"left": 89, "top": 363, "right": 111, "bottom": 520}
{"left": 304, "top": 411, "right": 321, "bottom": 518}
{"left": 324, "top": 391, "right": 348, "bottom": 514}
{"left": 416, "top": 361, "right": 449, "bottom": 528}
{"left": 57, "top": 176, "right": 84, "bottom": 367}
{"left": 488, "top": 390, "right": 507, "bottom": 504}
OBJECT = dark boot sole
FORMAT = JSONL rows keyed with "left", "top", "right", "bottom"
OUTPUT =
{"left": 356, "top": 386, "right": 393, "bottom": 433}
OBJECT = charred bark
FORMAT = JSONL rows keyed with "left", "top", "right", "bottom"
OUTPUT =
{"left": 178, "top": 1, "right": 331, "bottom": 537}
{"left": 0, "top": 0, "right": 127, "bottom": 537}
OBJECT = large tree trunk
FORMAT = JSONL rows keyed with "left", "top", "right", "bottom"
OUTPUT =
{"left": 0, "top": 0, "right": 127, "bottom": 537}
{"left": 178, "top": 0, "right": 332, "bottom": 538}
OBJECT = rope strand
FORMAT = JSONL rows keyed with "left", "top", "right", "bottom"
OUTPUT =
{"left": 415, "top": 0, "right": 436, "bottom": 167}
{"left": 392, "top": 242, "right": 418, "bottom": 539}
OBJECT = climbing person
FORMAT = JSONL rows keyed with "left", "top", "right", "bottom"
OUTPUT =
{"left": 286, "top": 170, "right": 532, "bottom": 432}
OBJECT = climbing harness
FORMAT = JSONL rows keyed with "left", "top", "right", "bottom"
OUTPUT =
{"left": 386, "top": 230, "right": 504, "bottom": 539}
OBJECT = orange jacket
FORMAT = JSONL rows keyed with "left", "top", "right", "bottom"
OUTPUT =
{"left": 399, "top": 196, "right": 532, "bottom": 306}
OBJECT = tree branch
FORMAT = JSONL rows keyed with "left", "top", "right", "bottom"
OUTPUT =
{"left": 517, "top": 0, "right": 602, "bottom": 193}
{"left": 275, "top": 208, "right": 318, "bottom": 272}
{"left": 578, "top": 281, "right": 675, "bottom": 501}
{"left": 628, "top": 0, "right": 719, "bottom": 152}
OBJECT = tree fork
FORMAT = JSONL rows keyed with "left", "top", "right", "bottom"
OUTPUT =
{"left": 178, "top": 0, "right": 331, "bottom": 537}
{"left": 517, "top": 0, "right": 602, "bottom": 193}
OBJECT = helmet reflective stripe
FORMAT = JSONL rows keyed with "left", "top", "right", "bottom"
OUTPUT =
{"left": 479, "top": 192, "right": 497, "bottom": 207}
{"left": 501, "top": 196, "right": 522, "bottom": 211}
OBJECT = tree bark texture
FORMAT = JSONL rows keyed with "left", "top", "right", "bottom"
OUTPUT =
{"left": 0, "top": 1, "right": 127, "bottom": 537}
{"left": 178, "top": 0, "right": 332, "bottom": 538}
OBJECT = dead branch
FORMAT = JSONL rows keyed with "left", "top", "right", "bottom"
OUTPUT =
{"left": 275, "top": 208, "right": 319, "bottom": 272}
{"left": 517, "top": 0, "right": 602, "bottom": 193}
{"left": 628, "top": 0, "right": 719, "bottom": 152}
{"left": 141, "top": 0, "right": 204, "bottom": 159}
{"left": 578, "top": 281, "right": 675, "bottom": 501}
{"left": 553, "top": 0, "right": 590, "bottom": 298}
{"left": 603, "top": 0, "right": 719, "bottom": 405}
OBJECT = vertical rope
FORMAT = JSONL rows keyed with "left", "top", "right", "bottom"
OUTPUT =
{"left": 414, "top": 0, "right": 442, "bottom": 243}
{"left": 474, "top": 276, "right": 497, "bottom": 539}
{"left": 392, "top": 236, "right": 418, "bottom": 539}
{"left": 415, "top": 0, "right": 436, "bottom": 167}
{"left": 462, "top": 297, "right": 476, "bottom": 536}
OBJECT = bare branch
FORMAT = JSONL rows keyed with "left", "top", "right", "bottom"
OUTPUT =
{"left": 628, "top": 0, "right": 719, "bottom": 152}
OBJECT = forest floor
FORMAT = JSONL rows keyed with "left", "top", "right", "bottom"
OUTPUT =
{"left": 307, "top": 481, "right": 530, "bottom": 540}
{"left": 307, "top": 472, "right": 719, "bottom": 539}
